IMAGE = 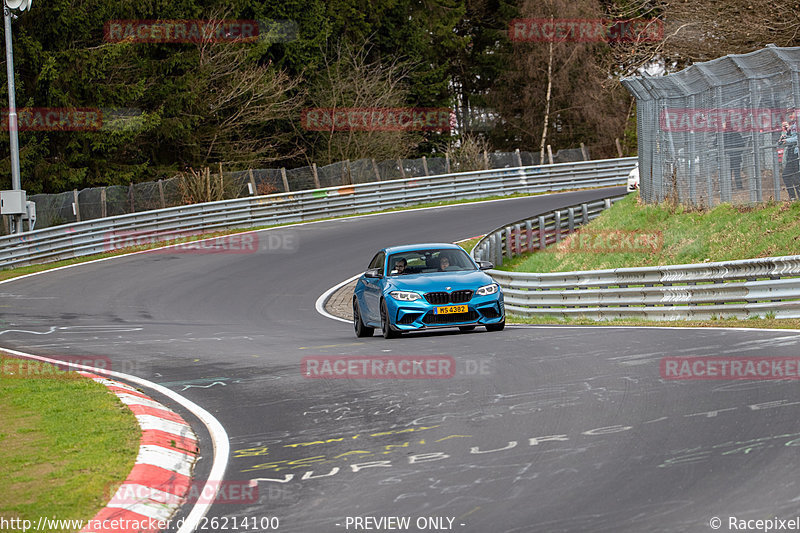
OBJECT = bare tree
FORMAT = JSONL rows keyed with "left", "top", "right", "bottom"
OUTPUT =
{"left": 177, "top": 166, "right": 243, "bottom": 204}
{"left": 180, "top": 15, "right": 304, "bottom": 169}
{"left": 662, "top": 0, "right": 800, "bottom": 62}
{"left": 446, "top": 134, "right": 490, "bottom": 172}
{"left": 540, "top": 32, "right": 554, "bottom": 164}
{"left": 607, "top": 0, "right": 800, "bottom": 75}
{"left": 490, "top": 0, "right": 631, "bottom": 158}
{"left": 303, "top": 42, "right": 424, "bottom": 166}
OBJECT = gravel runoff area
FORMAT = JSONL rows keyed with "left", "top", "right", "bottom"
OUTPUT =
{"left": 326, "top": 280, "right": 357, "bottom": 321}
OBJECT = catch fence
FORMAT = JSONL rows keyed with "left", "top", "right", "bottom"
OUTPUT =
{"left": 8, "top": 148, "right": 589, "bottom": 234}
{"left": 622, "top": 45, "right": 800, "bottom": 207}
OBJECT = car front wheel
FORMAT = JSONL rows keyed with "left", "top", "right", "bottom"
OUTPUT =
{"left": 380, "top": 299, "right": 400, "bottom": 339}
{"left": 353, "top": 299, "right": 374, "bottom": 338}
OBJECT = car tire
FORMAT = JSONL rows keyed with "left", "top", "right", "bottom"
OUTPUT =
{"left": 485, "top": 321, "right": 505, "bottom": 332}
{"left": 380, "top": 299, "right": 400, "bottom": 339}
{"left": 353, "top": 298, "right": 374, "bottom": 338}
{"left": 458, "top": 326, "right": 476, "bottom": 332}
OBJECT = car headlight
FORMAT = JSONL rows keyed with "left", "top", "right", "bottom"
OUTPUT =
{"left": 389, "top": 291, "right": 422, "bottom": 301}
{"left": 476, "top": 283, "right": 499, "bottom": 296}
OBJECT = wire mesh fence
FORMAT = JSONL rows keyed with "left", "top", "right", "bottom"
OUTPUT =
{"left": 2, "top": 147, "right": 589, "bottom": 234}
{"left": 623, "top": 45, "right": 800, "bottom": 208}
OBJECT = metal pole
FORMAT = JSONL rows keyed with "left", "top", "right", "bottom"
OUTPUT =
{"left": 4, "top": 6, "right": 22, "bottom": 233}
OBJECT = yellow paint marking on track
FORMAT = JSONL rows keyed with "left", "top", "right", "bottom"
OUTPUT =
{"left": 460, "top": 507, "right": 481, "bottom": 520}
{"left": 435, "top": 434, "right": 472, "bottom": 442}
{"left": 298, "top": 342, "right": 364, "bottom": 350}
{"left": 233, "top": 425, "right": 443, "bottom": 459}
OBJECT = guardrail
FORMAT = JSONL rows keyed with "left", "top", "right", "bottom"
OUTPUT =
{"left": 471, "top": 196, "right": 627, "bottom": 268}
{"left": 471, "top": 198, "right": 800, "bottom": 320}
{"left": 0, "top": 157, "right": 634, "bottom": 270}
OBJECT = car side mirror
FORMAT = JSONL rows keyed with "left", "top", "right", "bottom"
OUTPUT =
{"left": 364, "top": 268, "right": 383, "bottom": 279}
{"left": 478, "top": 261, "right": 494, "bottom": 270}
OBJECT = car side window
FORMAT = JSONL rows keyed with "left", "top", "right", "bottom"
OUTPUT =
{"left": 368, "top": 252, "right": 385, "bottom": 272}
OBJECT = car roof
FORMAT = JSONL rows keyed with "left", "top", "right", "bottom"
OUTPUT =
{"left": 382, "top": 243, "right": 463, "bottom": 255}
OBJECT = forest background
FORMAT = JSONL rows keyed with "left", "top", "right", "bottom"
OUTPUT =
{"left": 1, "top": 0, "right": 796, "bottom": 194}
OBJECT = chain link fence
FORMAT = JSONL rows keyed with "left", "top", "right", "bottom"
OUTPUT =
{"left": 2, "top": 147, "right": 588, "bottom": 234}
{"left": 623, "top": 45, "right": 800, "bottom": 208}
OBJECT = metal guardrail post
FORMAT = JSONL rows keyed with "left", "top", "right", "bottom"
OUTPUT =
{"left": 538, "top": 216, "right": 546, "bottom": 250}
{"left": 554, "top": 210, "right": 561, "bottom": 242}
{"left": 525, "top": 220, "right": 533, "bottom": 252}
{"left": 568, "top": 207, "right": 575, "bottom": 233}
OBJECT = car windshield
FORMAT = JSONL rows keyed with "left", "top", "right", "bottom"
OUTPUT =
{"left": 387, "top": 249, "right": 476, "bottom": 276}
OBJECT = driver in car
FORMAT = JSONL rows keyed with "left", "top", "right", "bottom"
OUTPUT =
{"left": 393, "top": 258, "right": 407, "bottom": 275}
{"left": 438, "top": 256, "right": 450, "bottom": 271}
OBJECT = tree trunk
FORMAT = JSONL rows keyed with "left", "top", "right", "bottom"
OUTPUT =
{"left": 539, "top": 35, "right": 554, "bottom": 165}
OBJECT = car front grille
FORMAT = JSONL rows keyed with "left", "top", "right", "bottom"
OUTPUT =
{"left": 422, "top": 309, "right": 480, "bottom": 325}
{"left": 424, "top": 290, "right": 473, "bottom": 305}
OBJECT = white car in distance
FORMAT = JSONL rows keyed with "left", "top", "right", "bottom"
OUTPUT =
{"left": 627, "top": 162, "right": 640, "bottom": 192}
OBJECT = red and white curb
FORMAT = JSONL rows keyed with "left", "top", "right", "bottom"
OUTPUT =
{"left": 79, "top": 372, "right": 198, "bottom": 533}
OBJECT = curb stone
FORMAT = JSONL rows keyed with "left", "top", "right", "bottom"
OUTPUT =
{"left": 78, "top": 372, "right": 198, "bottom": 533}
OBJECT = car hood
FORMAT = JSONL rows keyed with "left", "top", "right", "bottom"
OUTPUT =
{"left": 386, "top": 270, "right": 495, "bottom": 292}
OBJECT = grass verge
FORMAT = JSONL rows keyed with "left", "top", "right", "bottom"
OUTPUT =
{"left": 507, "top": 314, "right": 800, "bottom": 330}
{"left": 498, "top": 194, "right": 800, "bottom": 327}
{"left": 501, "top": 193, "right": 800, "bottom": 273}
{"left": 0, "top": 355, "right": 139, "bottom": 531}
{"left": 456, "top": 237, "right": 482, "bottom": 254}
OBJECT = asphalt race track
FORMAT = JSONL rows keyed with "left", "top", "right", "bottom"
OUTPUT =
{"left": 2, "top": 186, "right": 800, "bottom": 533}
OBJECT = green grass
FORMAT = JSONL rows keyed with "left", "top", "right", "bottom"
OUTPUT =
{"left": 0, "top": 355, "right": 139, "bottom": 531}
{"left": 0, "top": 186, "right": 598, "bottom": 283}
{"left": 456, "top": 237, "right": 482, "bottom": 254}
{"left": 507, "top": 314, "right": 800, "bottom": 330}
{"left": 501, "top": 194, "right": 800, "bottom": 273}
{"left": 498, "top": 194, "right": 800, "bottom": 327}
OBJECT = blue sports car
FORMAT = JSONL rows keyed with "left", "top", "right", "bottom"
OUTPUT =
{"left": 353, "top": 243, "right": 505, "bottom": 339}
